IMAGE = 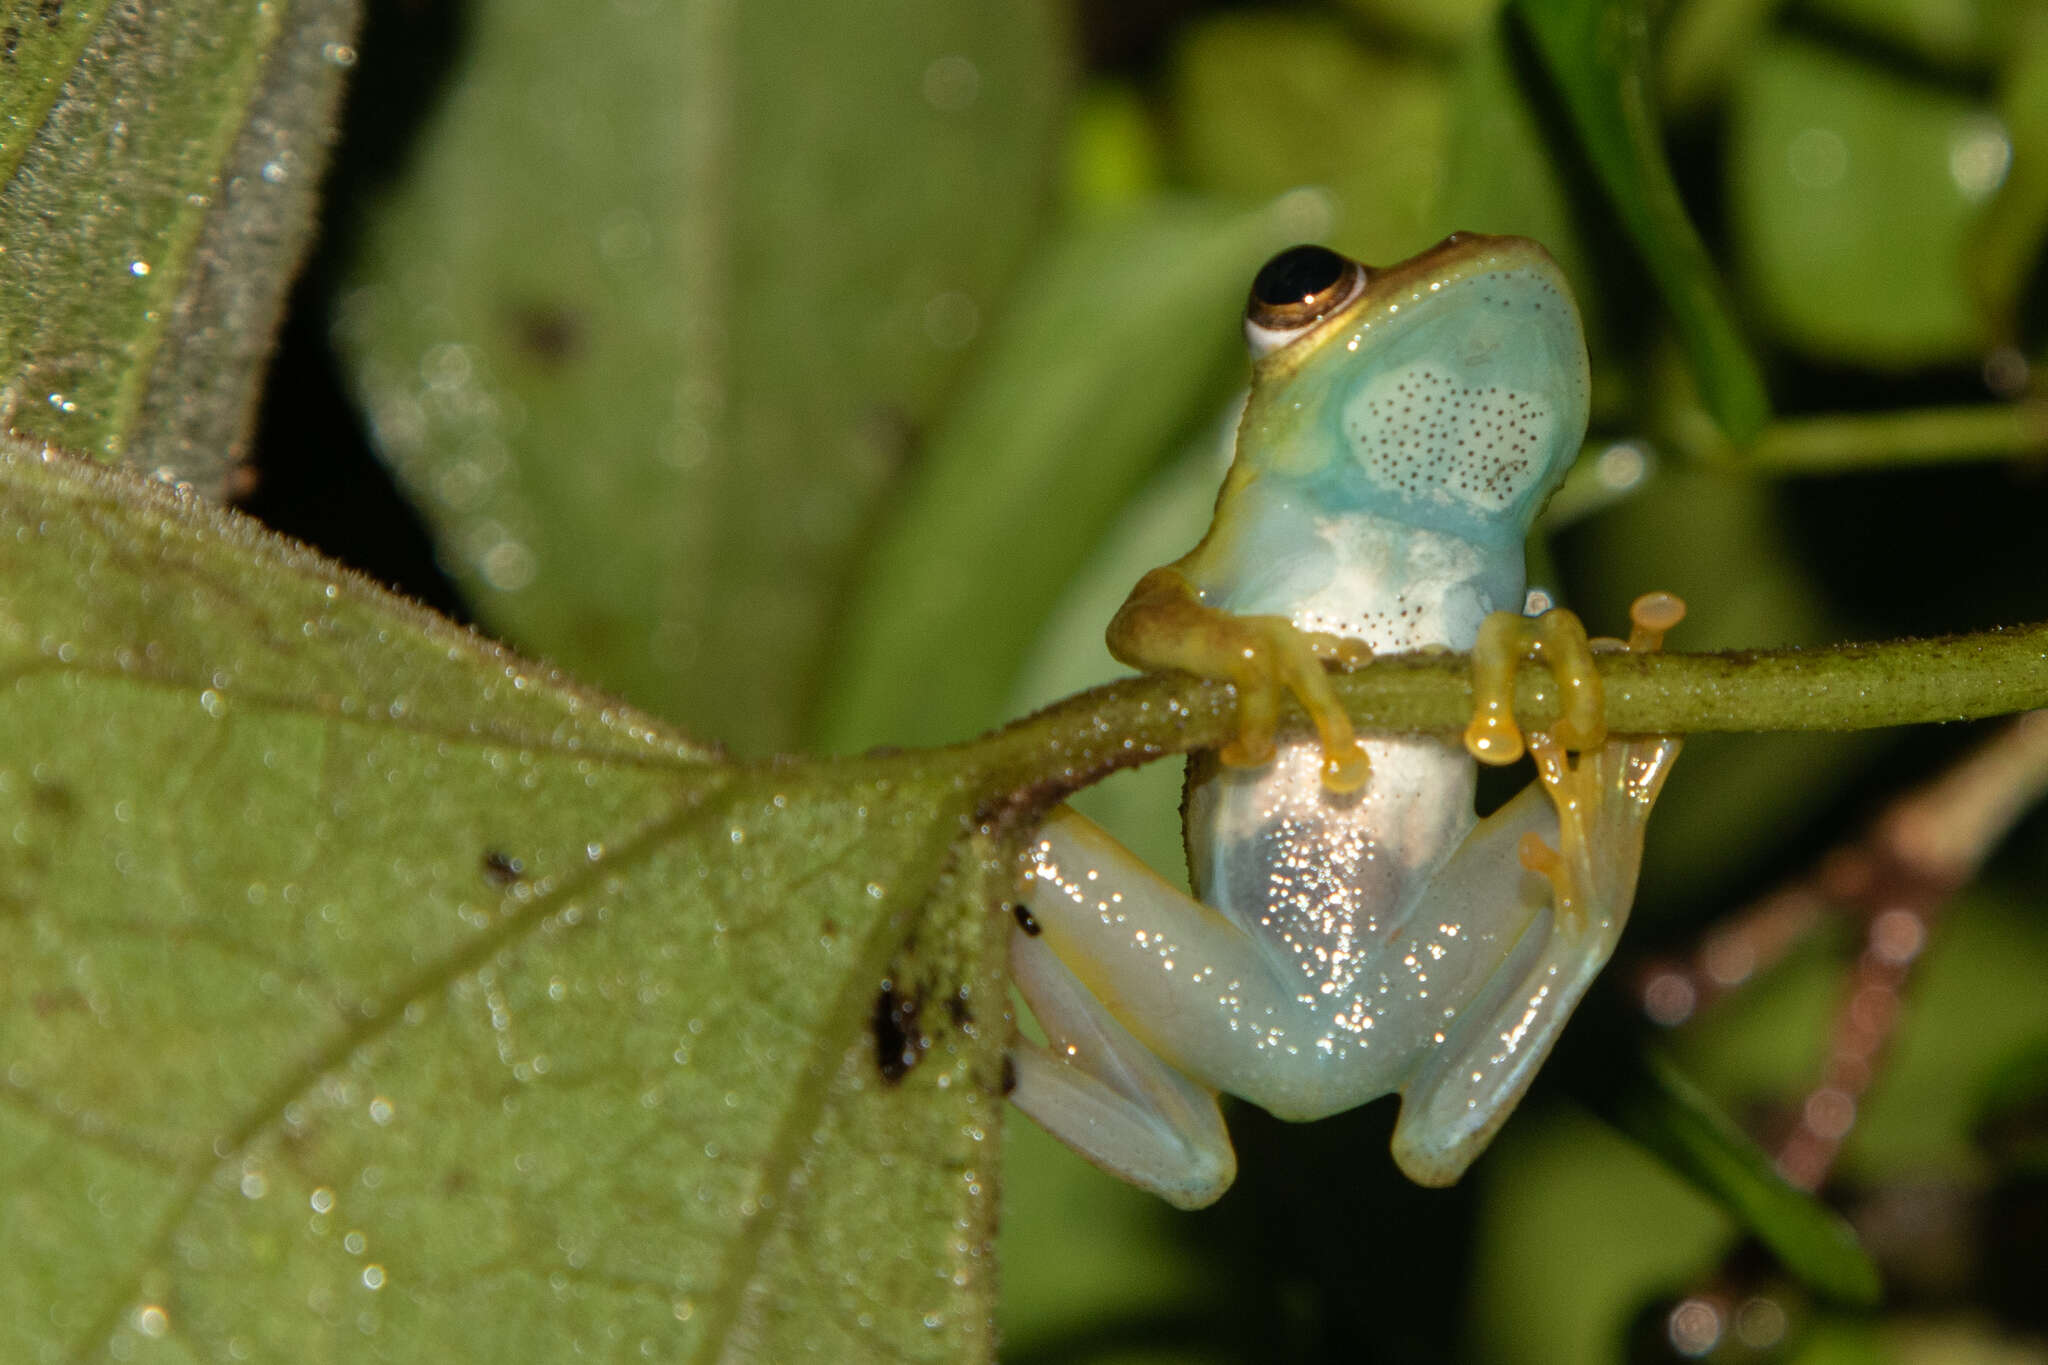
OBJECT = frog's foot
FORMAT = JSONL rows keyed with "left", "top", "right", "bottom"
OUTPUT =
{"left": 1515, "top": 592, "right": 1687, "bottom": 932}
{"left": 1463, "top": 604, "right": 1607, "bottom": 764}
{"left": 1009, "top": 931, "right": 1237, "bottom": 1209}
{"left": 1108, "top": 567, "right": 1371, "bottom": 792}
{"left": 1212, "top": 614, "right": 1374, "bottom": 791}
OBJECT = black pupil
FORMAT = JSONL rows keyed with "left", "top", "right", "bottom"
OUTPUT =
{"left": 1251, "top": 245, "right": 1346, "bottom": 307}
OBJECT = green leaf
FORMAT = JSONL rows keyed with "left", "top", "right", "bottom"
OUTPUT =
{"left": 1593, "top": 1050, "right": 1882, "bottom": 1306}
{"left": 814, "top": 196, "right": 1322, "bottom": 753}
{"left": 336, "top": 1, "right": 1065, "bottom": 754}
{"left": 1800, "top": 0, "right": 1991, "bottom": 70}
{"left": 1973, "top": 1037, "right": 2048, "bottom": 1172}
{"left": 1972, "top": 17, "right": 2048, "bottom": 338}
{"left": 0, "top": 0, "right": 359, "bottom": 493}
{"left": 1168, "top": 12, "right": 1450, "bottom": 261}
{"left": 1730, "top": 37, "right": 1998, "bottom": 368}
{"left": 1515, "top": 0, "right": 1771, "bottom": 444}
{"left": 0, "top": 440, "right": 1008, "bottom": 1361}
{"left": 1336, "top": 0, "right": 1504, "bottom": 51}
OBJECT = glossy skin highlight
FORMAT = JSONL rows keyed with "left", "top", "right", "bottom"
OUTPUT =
{"left": 1008, "top": 234, "right": 1684, "bottom": 1207}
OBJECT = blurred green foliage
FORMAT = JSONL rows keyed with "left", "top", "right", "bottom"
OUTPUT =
{"left": 6, "top": 0, "right": 2048, "bottom": 1358}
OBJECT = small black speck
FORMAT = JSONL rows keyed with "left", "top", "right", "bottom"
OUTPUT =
{"left": 2, "top": 25, "right": 20, "bottom": 60}
{"left": 1011, "top": 903, "right": 1041, "bottom": 936}
{"left": 1000, "top": 1054, "right": 1018, "bottom": 1096}
{"left": 482, "top": 850, "right": 524, "bottom": 885}
{"left": 29, "top": 779, "right": 75, "bottom": 819}
{"left": 505, "top": 303, "right": 585, "bottom": 366}
{"left": 873, "top": 978, "right": 928, "bottom": 1083}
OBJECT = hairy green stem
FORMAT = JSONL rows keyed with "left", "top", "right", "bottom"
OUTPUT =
{"left": 1744, "top": 405, "right": 2048, "bottom": 473}
{"left": 964, "top": 621, "right": 2048, "bottom": 800}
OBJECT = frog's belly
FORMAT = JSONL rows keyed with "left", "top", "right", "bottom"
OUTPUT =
{"left": 1188, "top": 508, "right": 1524, "bottom": 1057}
{"left": 1185, "top": 734, "right": 1476, "bottom": 1027}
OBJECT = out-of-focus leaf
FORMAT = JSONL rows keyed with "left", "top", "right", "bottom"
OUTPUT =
{"left": 1516, "top": 0, "right": 1771, "bottom": 444}
{"left": 1970, "top": 16, "right": 2048, "bottom": 340}
{"left": 1592, "top": 1051, "right": 1882, "bottom": 1305}
{"left": 1337, "top": 0, "right": 1504, "bottom": 50}
{"left": 1471, "top": 1108, "right": 1733, "bottom": 1365}
{"left": 1787, "top": 1318, "right": 1887, "bottom": 1365}
{"left": 1169, "top": 12, "right": 1450, "bottom": 261}
{"left": 1974, "top": 1037, "right": 2048, "bottom": 1171}
{"left": 1064, "top": 84, "right": 1167, "bottom": 218}
{"left": 0, "top": 0, "right": 359, "bottom": 494}
{"left": 814, "top": 195, "right": 1323, "bottom": 753}
{"left": 1730, "top": 38, "right": 1999, "bottom": 368}
{"left": 1658, "top": 0, "right": 1786, "bottom": 116}
{"left": 338, "top": 1, "right": 1065, "bottom": 754}
{"left": 0, "top": 440, "right": 1010, "bottom": 1361}
{"left": 1800, "top": 0, "right": 1990, "bottom": 69}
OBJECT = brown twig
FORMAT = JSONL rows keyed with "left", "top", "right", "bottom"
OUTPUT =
{"left": 1635, "top": 710, "right": 2048, "bottom": 1190}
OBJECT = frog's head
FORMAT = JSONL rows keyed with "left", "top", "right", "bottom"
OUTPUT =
{"left": 1238, "top": 234, "right": 1590, "bottom": 544}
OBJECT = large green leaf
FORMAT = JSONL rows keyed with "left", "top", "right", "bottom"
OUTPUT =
{"left": 0, "top": 0, "right": 359, "bottom": 493}
{"left": 337, "top": 0, "right": 1065, "bottom": 754}
{"left": 0, "top": 440, "right": 1009, "bottom": 1361}
{"left": 1516, "top": 0, "right": 1771, "bottom": 444}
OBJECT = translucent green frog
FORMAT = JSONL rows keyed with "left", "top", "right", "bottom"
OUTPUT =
{"left": 1010, "top": 233, "right": 1685, "bottom": 1207}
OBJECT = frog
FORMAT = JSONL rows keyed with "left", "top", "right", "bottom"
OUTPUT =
{"left": 1007, "top": 233, "right": 1685, "bottom": 1208}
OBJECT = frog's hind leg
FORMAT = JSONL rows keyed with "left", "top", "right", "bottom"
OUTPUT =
{"left": 1390, "top": 593, "right": 1685, "bottom": 1186}
{"left": 1008, "top": 806, "right": 1240, "bottom": 1208}
{"left": 1010, "top": 923, "right": 1237, "bottom": 1209}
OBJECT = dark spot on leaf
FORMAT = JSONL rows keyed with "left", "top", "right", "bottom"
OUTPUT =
{"left": 946, "top": 987, "right": 972, "bottom": 1031}
{"left": 505, "top": 304, "right": 584, "bottom": 366}
{"left": 30, "top": 779, "right": 75, "bottom": 820}
{"left": 39, "top": 0, "right": 61, "bottom": 26}
{"left": 33, "top": 989, "right": 82, "bottom": 1018}
{"left": 2, "top": 25, "right": 20, "bottom": 60}
{"left": 1011, "top": 903, "right": 1041, "bottom": 936}
{"left": 1000, "top": 1054, "right": 1017, "bottom": 1097}
{"left": 820, "top": 917, "right": 838, "bottom": 938}
{"left": 859, "top": 404, "right": 920, "bottom": 472}
{"left": 872, "top": 977, "right": 927, "bottom": 1084}
{"left": 481, "top": 850, "right": 524, "bottom": 885}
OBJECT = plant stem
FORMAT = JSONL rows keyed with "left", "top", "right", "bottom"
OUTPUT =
{"left": 965, "top": 622, "right": 2048, "bottom": 803}
{"left": 1744, "top": 405, "right": 2048, "bottom": 474}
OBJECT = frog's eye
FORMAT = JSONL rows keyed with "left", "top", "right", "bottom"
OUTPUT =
{"left": 1244, "top": 245, "right": 1368, "bottom": 358}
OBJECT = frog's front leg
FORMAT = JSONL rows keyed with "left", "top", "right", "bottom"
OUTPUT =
{"left": 1108, "top": 566, "right": 1372, "bottom": 790}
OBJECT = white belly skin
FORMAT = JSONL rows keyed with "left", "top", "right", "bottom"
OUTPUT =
{"left": 1186, "top": 734, "right": 1476, "bottom": 1018}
